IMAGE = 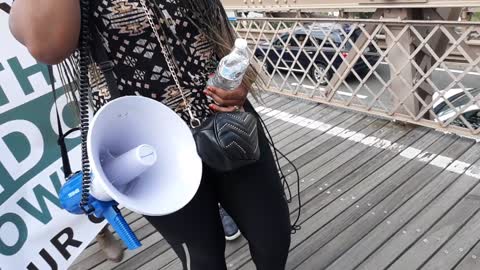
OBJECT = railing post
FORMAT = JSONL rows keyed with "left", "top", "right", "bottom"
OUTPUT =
{"left": 383, "top": 8, "right": 419, "bottom": 116}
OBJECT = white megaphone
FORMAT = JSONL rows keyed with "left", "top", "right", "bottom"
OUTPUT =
{"left": 87, "top": 95, "right": 203, "bottom": 216}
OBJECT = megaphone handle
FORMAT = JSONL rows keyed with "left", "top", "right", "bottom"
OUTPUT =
{"left": 103, "top": 206, "right": 142, "bottom": 250}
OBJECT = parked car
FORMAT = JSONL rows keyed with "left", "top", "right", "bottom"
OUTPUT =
{"left": 254, "top": 24, "right": 380, "bottom": 85}
{"left": 432, "top": 88, "right": 480, "bottom": 129}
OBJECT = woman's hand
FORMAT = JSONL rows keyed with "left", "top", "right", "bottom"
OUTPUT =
{"left": 204, "top": 84, "right": 248, "bottom": 112}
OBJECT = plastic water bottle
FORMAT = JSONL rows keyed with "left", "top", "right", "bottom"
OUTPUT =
{"left": 208, "top": 38, "right": 250, "bottom": 90}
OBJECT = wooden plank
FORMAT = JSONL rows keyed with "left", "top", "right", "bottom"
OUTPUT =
{"left": 285, "top": 121, "right": 413, "bottom": 208}
{"left": 285, "top": 126, "right": 430, "bottom": 216}
{"left": 278, "top": 112, "right": 365, "bottom": 168}
{"left": 358, "top": 187, "right": 480, "bottom": 269}
{"left": 454, "top": 239, "right": 480, "bottom": 270}
{"left": 266, "top": 105, "right": 329, "bottom": 143}
{"left": 265, "top": 107, "right": 329, "bottom": 148}
{"left": 326, "top": 143, "right": 480, "bottom": 270}
{"left": 278, "top": 113, "right": 372, "bottom": 190}
{"left": 253, "top": 95, "right": 285, "bottom": 112}
{"left": 237, "top": 127, "right": 435, "bottom": 270}
{"left": 300, "top": 122, "right": 411, "bottom": 187}
{"left": 286, "top": 119, "right": 388, "bottom": 182}
{"left": 280, "top": 118, "right": 392, "bottom": 204}
{"left": 265, "top": 103, "right": 324, "bottom": 135}
{"left": 262, "top": 98, "right": 299, "bottom": 124}
{"left": 247, "top": 91, "right": 279, "bottom": 104}
{"left": 273, "top": 108, "right": 352, "bottom": 176}
{"left": 282, "top": 128, "right": 435, "bottom": 222}
{"left": 248, "top": 92, "right": 274, "bottom": 104}
{"left": 269, "top": 106, "right": 339, "bottom": 149}
{"left": 258, "top": 100, "right": 301, "bottom": 131}
{"left": 250, "top": 91, "right": 277, "bottom": 103}
{"left": 294, "top": 137, "right": 473, "bottom": 269}
{"left": 385, "top": 182, "right": 480, "bottom": 270}
{"left": 422, "top": 208, "right": 480, "bottom": 270}
{"left": 160, "top": 258, "right": 183, "bottom": 270}
{"left": 256, "top": 95, "right": 290, "bottom": 115}
{"left": 263, "top": 101, "right": 318, "bottom": 131}
{"left": 278, "top": 125, "right": 419, "bottom": 224}
{"left": 113, "top": 239, "right": 170, "bottom": 270}
{"left": 273, "top": 107, "right": 348, "bottom": 156}
{"left": 282, "top": 132, "right": 452, "bottom": 269}
{"left": 258, "top": 96, "right": 325, "bottom": 144}
{"left": 255, "top": 95, "right": 321, "bottom": 133}
{"left": 141, "top": 249, "right": 177, "bottom": 270}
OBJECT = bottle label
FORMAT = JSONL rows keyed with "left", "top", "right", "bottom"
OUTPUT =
{"left": 219, "top": 66, "right": 240, "bottom": 80}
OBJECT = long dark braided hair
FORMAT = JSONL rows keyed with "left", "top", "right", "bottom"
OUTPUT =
{"left": 164, "top": 0, "right": 264, "bottom": 96}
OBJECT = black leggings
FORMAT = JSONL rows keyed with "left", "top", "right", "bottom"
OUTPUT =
{"left": 144, "top": 120, "right": 291, "bottom": 270}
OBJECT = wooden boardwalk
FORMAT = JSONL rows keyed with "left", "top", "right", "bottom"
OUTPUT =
{"left": 71, "top": 93, "right": 480, "bottom": 270}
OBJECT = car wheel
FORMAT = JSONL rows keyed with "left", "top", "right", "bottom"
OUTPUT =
{"left": 309, "top": 63, "right": 331, "bottom": 86}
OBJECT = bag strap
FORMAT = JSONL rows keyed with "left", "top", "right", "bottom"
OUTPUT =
{"left": 140, "top": 0, "right": 201, "bottom": 128}
{"left": 89, "top": 31, "right": 121, "bottom": 100}
{"left": 48, "top": 65, "right": 73, "bottom": 178}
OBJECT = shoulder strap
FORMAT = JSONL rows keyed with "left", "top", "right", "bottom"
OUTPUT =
{"left": 48, "top": 65, "right": 74, "bottom": 178}
{"left": 89, "top": 31, "right": 121, "bottom": 100}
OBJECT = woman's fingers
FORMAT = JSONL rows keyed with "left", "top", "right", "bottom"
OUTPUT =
{"left": 209, "top": 104, "right": 238, "bottom": 112}
{"left": 205, "top": 90, "right": 228, "bottom": 106}
{"left": 207, "top": 85, "right": 245, "bottom": 100}
{"left": 204, "top": 85, "right": 248, "bottom": 105}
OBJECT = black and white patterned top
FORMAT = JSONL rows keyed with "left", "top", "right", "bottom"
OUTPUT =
{"left": 90, "top": 0, "right": 218, "bottom": 121}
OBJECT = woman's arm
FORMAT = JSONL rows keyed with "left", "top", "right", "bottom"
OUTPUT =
{"left": 9, "top": 0, "right": 81, "bottom": 64}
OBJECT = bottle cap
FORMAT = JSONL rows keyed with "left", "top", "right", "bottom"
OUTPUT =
{"left": 235, "top": 38, "right": 248, "bottom": 50}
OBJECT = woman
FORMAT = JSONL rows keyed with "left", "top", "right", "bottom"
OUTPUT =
{"left": 9, "top": 0, "right": 291, "bottom": 269}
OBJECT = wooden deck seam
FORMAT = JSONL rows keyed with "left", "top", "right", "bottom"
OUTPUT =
{"left": 307, "top": 138, "right": 476, "bottom": 270}
{"left": 326, "top": 143, "right": 480, "bottom": 270}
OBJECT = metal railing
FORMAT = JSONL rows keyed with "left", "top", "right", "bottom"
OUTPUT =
{"left": 222, "top": 0, "right": 480, "bottom": 10}
{"left": 233, "top": 17, "right": 480, "bottom": 138}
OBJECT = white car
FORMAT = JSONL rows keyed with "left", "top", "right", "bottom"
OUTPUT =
{"left": 432, "top": 88, "right": 480, "bottom": 129}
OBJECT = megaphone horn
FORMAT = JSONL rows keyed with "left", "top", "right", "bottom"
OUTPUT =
{"left": 89, "top": 143, "right": 158, "bottom": 200}
{"left": 60, "top": 96, "right": 203, "bottom": 249}
{"left": 88, "top": 96, "right": 202, "bottom": 216}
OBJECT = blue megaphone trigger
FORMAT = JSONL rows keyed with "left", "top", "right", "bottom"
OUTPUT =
{"left": 59, "top": 171, "right": 141, "bottom": 250}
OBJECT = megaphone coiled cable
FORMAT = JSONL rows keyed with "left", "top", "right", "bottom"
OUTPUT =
{"left": 78, "top": 0, "right": 93, "bottom": 214}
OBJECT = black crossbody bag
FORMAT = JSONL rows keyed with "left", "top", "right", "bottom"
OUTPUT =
{"left": 140, "top": 0, "right": 261, "bottom": 172}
